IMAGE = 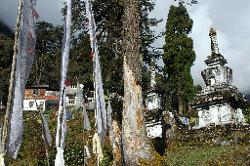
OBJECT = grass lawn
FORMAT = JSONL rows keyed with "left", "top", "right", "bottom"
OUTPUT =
{"left": 164, "top": 144, "right": 250, "bottom": 166}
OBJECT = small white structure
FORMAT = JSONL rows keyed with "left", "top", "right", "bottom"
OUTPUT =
{"left": 144, "top": 58, "right": 164, "bottom": 138}
{"left": 65, "top": 85, "right": 78, "bottom": 107}
{"left": 23, "top": 85, "right": 49, "bottom": 112}
{"left": 144, "top": 89, "right": 163, "bottom": 138}
{"left": 191, "top": 28, "right": 246, "bottom": 128}
{"left": 23, "top": 99, "right": 46, "bottom": 111}
{"left": 145, "top": 90, "right": 162, "bottom": 111}
{"left": 145, "top": 121, "right": 162, "bottom": 138}
{"left": 65, "top": 84, "right": 95, "bottom": 109}
{"left": 23, "top": 84, "right": 86, "bottom": 112}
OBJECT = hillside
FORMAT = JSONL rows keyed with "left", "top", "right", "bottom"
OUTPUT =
{"left": 0, "top": 20, "right": 14, "bottom": 38}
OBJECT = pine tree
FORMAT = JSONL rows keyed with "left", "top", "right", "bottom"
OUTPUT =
{"left": 139, "top": 0, "right": 162, "bottom": 63}
{"left": 0, "top": 34, "right": 13, "bottom": 105}
{"left": 27, "top": 21, "right": 63, "bottom": 88}
{"left": 163, "top": 3, "right": 196, "bottom": 115}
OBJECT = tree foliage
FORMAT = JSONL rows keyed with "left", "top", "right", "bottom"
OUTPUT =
{"left": 92, "top": 0, "right": 124, "bottom": 95}
{"left": 163, "top": 3, "right": 196, "bottom": 115}
{"left": 139, "top": 0, "right": 162, "bottom": 63}
{"left": 0, "top": 34, "right": 13, "bottom": 105}
{"left": 27, "top": 21, "right": 63, "bottom": 89}
{"left": 68, "top": 0, "right": 160, "bottom": 94}
{"left": 0, "top": 0, "right": 160, "bottom": 105}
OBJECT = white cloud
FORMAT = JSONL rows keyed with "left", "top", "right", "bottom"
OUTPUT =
{"left": 189, "top": 1, "right": 250, "bottom": 93}
{"left": 0, "top": 0, "right": 19, "bottom": 30}
{"left": 36, "top": 0, "right": 64, "bottom": 25}
{"left": 189, "top": 4, "right": 213, "bottom": 87}
{"left": 0, "top": 0, "right": 64, "bottom": 29}
{"left": 152, "top": 1, "right": 250, "bottom": 93}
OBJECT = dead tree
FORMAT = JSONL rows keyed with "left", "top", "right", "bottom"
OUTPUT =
{"left": 122, "top": 0, "right": 153, "bottom": 165}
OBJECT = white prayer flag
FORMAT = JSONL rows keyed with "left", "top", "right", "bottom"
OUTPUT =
{"left": 7, "top": 0, "right": 37, "bottom": 158}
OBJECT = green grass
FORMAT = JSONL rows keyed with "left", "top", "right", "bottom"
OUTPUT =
{"left": 2, "top": 110, "right": 250, "bottom": 166}
{"left": 165, "top": 144, "right": 250, "bottom": 166}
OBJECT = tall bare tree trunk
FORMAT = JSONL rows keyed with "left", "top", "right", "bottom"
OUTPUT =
{"left": 177, "top": 78, "right": 184, "bottom": 115}
{"left": 111, "top": 120, "right": 122, "bottom": 165}
{"left": 122, "top": 0, "right": 153, "bottom": 165}
{"left": 178, "top": 95, "right": 184, "bottom": 115}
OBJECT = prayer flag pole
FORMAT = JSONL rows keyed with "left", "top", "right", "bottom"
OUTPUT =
{"left": 0, "top": 0, "right": 38, "bottom": 163}
{"left": 0, "top": 0, "right": 23, "bottom": 165}
{"left": 85, "top": 0, "right": 107, "bottom": 164}
{"left": 55, "top": 0, "right": 72, "bottom": 165}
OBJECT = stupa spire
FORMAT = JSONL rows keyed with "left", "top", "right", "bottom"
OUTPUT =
{"left": 205, "top": 28, "right": 227, "bottom": 66}
{"left": 209, "top": 28, "right": 220, "bottom": 55}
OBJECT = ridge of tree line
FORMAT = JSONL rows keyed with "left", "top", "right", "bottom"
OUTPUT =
{"left": 0, "top": 20, "right": 14, "bottom": 38}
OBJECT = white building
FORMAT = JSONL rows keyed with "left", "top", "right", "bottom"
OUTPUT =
{"left": 23, "top": 85, "right": 49, "bottom": 112}
{"left": 23, "top": 84, "right": 86, "bottom": 112}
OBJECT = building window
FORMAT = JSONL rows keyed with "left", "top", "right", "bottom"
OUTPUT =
{"left": 39, "top": 101, "right": 44, "bottom": 109}
{"left": 29, "top": 101, "right": 34, "bottom": 108}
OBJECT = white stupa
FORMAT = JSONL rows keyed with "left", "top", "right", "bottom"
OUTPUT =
{"left": 191, "top": 28, "right": 246, "bottom": 128}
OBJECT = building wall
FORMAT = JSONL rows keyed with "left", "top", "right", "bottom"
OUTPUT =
{"left": 202, "top": 66, "right": 232, "bottom": 86}
{"left": 218, "top": 103, "right": 232, "bottom": 123}
{"left": 23, "top": 88, "right": 47, "bottom": 111}
{"left": 23, "top": 99, "right": 46, "bottom": 111}
{"left": 23, "top": 85, "right": 87, "bottom": 111}
{"left": 197, "top": 103, "right": 245, "bottom": 128}
{"left": 145, "top": 92, "right": 161, "bottom": 111}
{"left": 145, "top": 121, "right": 162, "bottom": 138}
{"left": 234, "top": 108, "right": 244, "bottom": 123}
{"left": 24, "top": 88, "right": 46, "bottom": 100}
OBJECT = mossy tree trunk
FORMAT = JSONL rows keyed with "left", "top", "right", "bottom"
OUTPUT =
{"left": 122, "top": 0, "right": 153, "bottom": 165}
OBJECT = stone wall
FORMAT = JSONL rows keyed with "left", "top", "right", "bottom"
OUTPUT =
{"left": 175, "top": 124, "right": 250, "bottom": 146}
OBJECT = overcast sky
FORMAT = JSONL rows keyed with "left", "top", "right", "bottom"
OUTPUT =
{"left": 0, "top": 0, "right": 250, "bottom": 93}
